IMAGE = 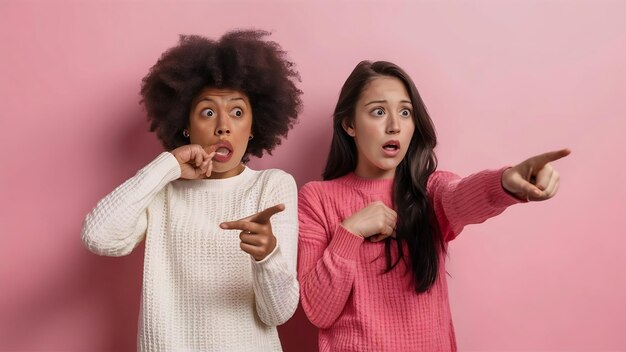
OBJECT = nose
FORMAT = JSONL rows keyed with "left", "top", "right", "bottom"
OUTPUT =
{"left": 214, "top": 114, "right": 231, "bottom": 136}
{"left": 215, "top": 126, "right": 230, "bottom": 135}
{"left": 386, "top": 114, "right": 400, "bottom": 134}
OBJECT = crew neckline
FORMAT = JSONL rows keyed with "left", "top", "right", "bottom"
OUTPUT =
{"left": 177, "top": 166, "right": 257, "bottom": 191}
{"left": 338, "top": 172, "right": 394, "bottom": 193}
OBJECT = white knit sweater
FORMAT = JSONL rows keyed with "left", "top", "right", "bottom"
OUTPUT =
{"left": 81, "top": 152, "right": 299, "bottom": 351}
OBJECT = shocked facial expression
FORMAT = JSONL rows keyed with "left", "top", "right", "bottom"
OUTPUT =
{"left": 188, "top": 88, "right": 253, "bottom": 179}
{"left": 344, "top": 76, "right": 415, "bottom": 179}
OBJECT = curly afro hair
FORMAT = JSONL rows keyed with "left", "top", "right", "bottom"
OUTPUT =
{"left": 140, "top": 29, "right": 302, "bottom": 160}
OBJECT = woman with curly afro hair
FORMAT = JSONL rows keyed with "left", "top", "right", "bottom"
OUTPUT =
{"left": 81, "top": 30, "right": 302, "bottom": 351}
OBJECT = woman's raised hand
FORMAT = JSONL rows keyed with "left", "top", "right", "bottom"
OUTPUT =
{"left": 341, "top": 201, "right": 397, "bottom": 242}
{"left": 501, "top": 148, "right": 571, "bottom": 201}
{"left": 170, "top": 144, "right": 216, "bottom": 180}
{"left": 219, "top": 204, "right": 285, "bottom": 261}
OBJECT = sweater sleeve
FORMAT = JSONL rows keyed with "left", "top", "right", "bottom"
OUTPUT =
{"left": 250, "top": 171, "right": 300, "bottom": 326}
{"left": 81, "top": 152, "right": 181, "bottom": 256}
{"left": 297, "top": 183, "right": 364, "bottom": 329}
{"left": 429, "top": 167, "right": 524, "bottom": 242}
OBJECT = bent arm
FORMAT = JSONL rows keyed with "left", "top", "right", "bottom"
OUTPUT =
{"left": 297, "top": 184, "right": 363, "bottom": 329}
{"left": 81, "top": 152, "right": 180, "bottom": 256}
{"left": 251, "top": 172, "right": 300, "bottom": 326}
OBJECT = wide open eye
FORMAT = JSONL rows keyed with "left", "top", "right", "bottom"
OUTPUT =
{"left": 399, "top": 108, "right": 412, "bottom": 118}
{"left": 231, "top": 107, "right": 243, "bottom": 117}
{"left": 371, "top": 108, "right": 385, "bottom": 117}
{"left": 201, "top": 108, "right": 215, "bottom": 118}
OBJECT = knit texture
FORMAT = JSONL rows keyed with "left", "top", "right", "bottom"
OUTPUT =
{"left": 82, "top": 152, "right": 299, "bottom": 351}
{"left": 298, "top": 169, "right": 521, "bottom": 352}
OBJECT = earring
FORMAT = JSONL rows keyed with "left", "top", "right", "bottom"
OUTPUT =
{"left": 249, "top": 135, "right": 254, "bottom": 140}
{"left": 183, "top": 129, "right": 190, "bottom": 138}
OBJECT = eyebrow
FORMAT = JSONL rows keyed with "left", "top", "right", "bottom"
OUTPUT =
{"left": 364, "top": 99, "right": 412, "bottom": 106}
{"left": 196, "top": 97, "right": 246, "bottom": 104}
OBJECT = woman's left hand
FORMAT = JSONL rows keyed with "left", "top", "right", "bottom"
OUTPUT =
{"left": 501, "top": 148, "right": 571, "bottom": 201}
{"left": 219, "top": 204, "right": 285, "bottom": 261}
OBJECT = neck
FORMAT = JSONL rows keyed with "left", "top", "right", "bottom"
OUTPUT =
{"left": 354, "top": 164, "right": 396, "bottom": 180}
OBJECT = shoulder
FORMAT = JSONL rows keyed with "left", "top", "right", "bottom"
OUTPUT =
{"left": 253, "top": 168, "right": 297, "bottom": 189}
{"left": 299, "top": 178, "right": 344, "bottom": 205}
{"left": 255, "top": 168, "right": 294, "bottom": 181}
{"left": 300, "top": 179, "right": 334, "bottom": 195}
{"left": 427, "top": 170, "right": 460, "bottom": 190}
{"left": 426, "top": 170, "right": 462, "bottom": 199}
{"left": 256, "top": 168, "right": 292, "bottom": 178}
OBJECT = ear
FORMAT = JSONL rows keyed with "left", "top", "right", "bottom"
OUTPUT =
{"left": 342, "top": 119, "right": 356, "bottom": 137}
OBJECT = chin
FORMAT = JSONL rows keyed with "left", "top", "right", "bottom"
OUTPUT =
{"left": 377, "top": 161, "right": 401, "bottom": 171}
{"left": 213, "top": 165, "right": 236, "bottom": 174}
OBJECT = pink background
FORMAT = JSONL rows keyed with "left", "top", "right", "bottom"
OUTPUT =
{"left": 1, "top": 1, "right": 624, "bottom": 351}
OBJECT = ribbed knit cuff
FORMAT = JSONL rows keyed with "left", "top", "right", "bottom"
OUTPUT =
{"left": 253, "top": 243, "right": 281, "bottom": 266}
{"left": 328, "top": 225, "right": 363, "bottom": 261}
{"left": 489, "top": 167, "right": 527, "bottom": 207}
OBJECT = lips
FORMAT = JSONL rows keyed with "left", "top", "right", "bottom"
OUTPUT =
{"left": 382, "top": 140, "right": 400, "bottom": 157}
{"left": 211, "top": 140, "right": 234, "bottom": 163}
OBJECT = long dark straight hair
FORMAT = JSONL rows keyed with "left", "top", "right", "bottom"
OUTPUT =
{"left": 323, "top": 61, "right": 445, "bottom": 293}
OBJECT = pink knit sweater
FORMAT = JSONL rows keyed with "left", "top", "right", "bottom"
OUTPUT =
{"left": 297, "top": 169, "right": 522, "bottom": 351}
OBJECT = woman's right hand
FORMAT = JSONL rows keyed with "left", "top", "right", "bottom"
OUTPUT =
{"left": 341, "top": 201, "right": 397, "bottom": 242}
{"left": 170, "top": 144, "right": 216, "bottom": 180}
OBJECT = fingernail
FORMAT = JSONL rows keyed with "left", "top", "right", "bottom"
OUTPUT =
{"left": 219, "top": 223, "right": 227, "bottom": 229}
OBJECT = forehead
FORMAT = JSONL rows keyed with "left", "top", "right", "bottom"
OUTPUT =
{"left": 193, "top": 87, "right": 250, "bottom": 105}
{"left": 359, "top": 76, "right": 410, "bottom": 103}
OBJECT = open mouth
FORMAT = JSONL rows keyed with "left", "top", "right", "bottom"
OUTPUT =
{"left": 212, "top": 141, "right": 234, "bottom": 162}
{"left": 215, "top": 147, "right": 231, "bottom": 156}
{"left": 383, "top": 140, "right": 400, "bottom": 151}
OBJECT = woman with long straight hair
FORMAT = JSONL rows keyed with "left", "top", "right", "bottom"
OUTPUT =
{"left": 297, "top": 60, "right": 569, "bottom": 351}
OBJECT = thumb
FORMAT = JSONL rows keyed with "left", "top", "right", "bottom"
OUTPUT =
{"left": 516, "top": 179, "right": 543, "bottom": 199}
